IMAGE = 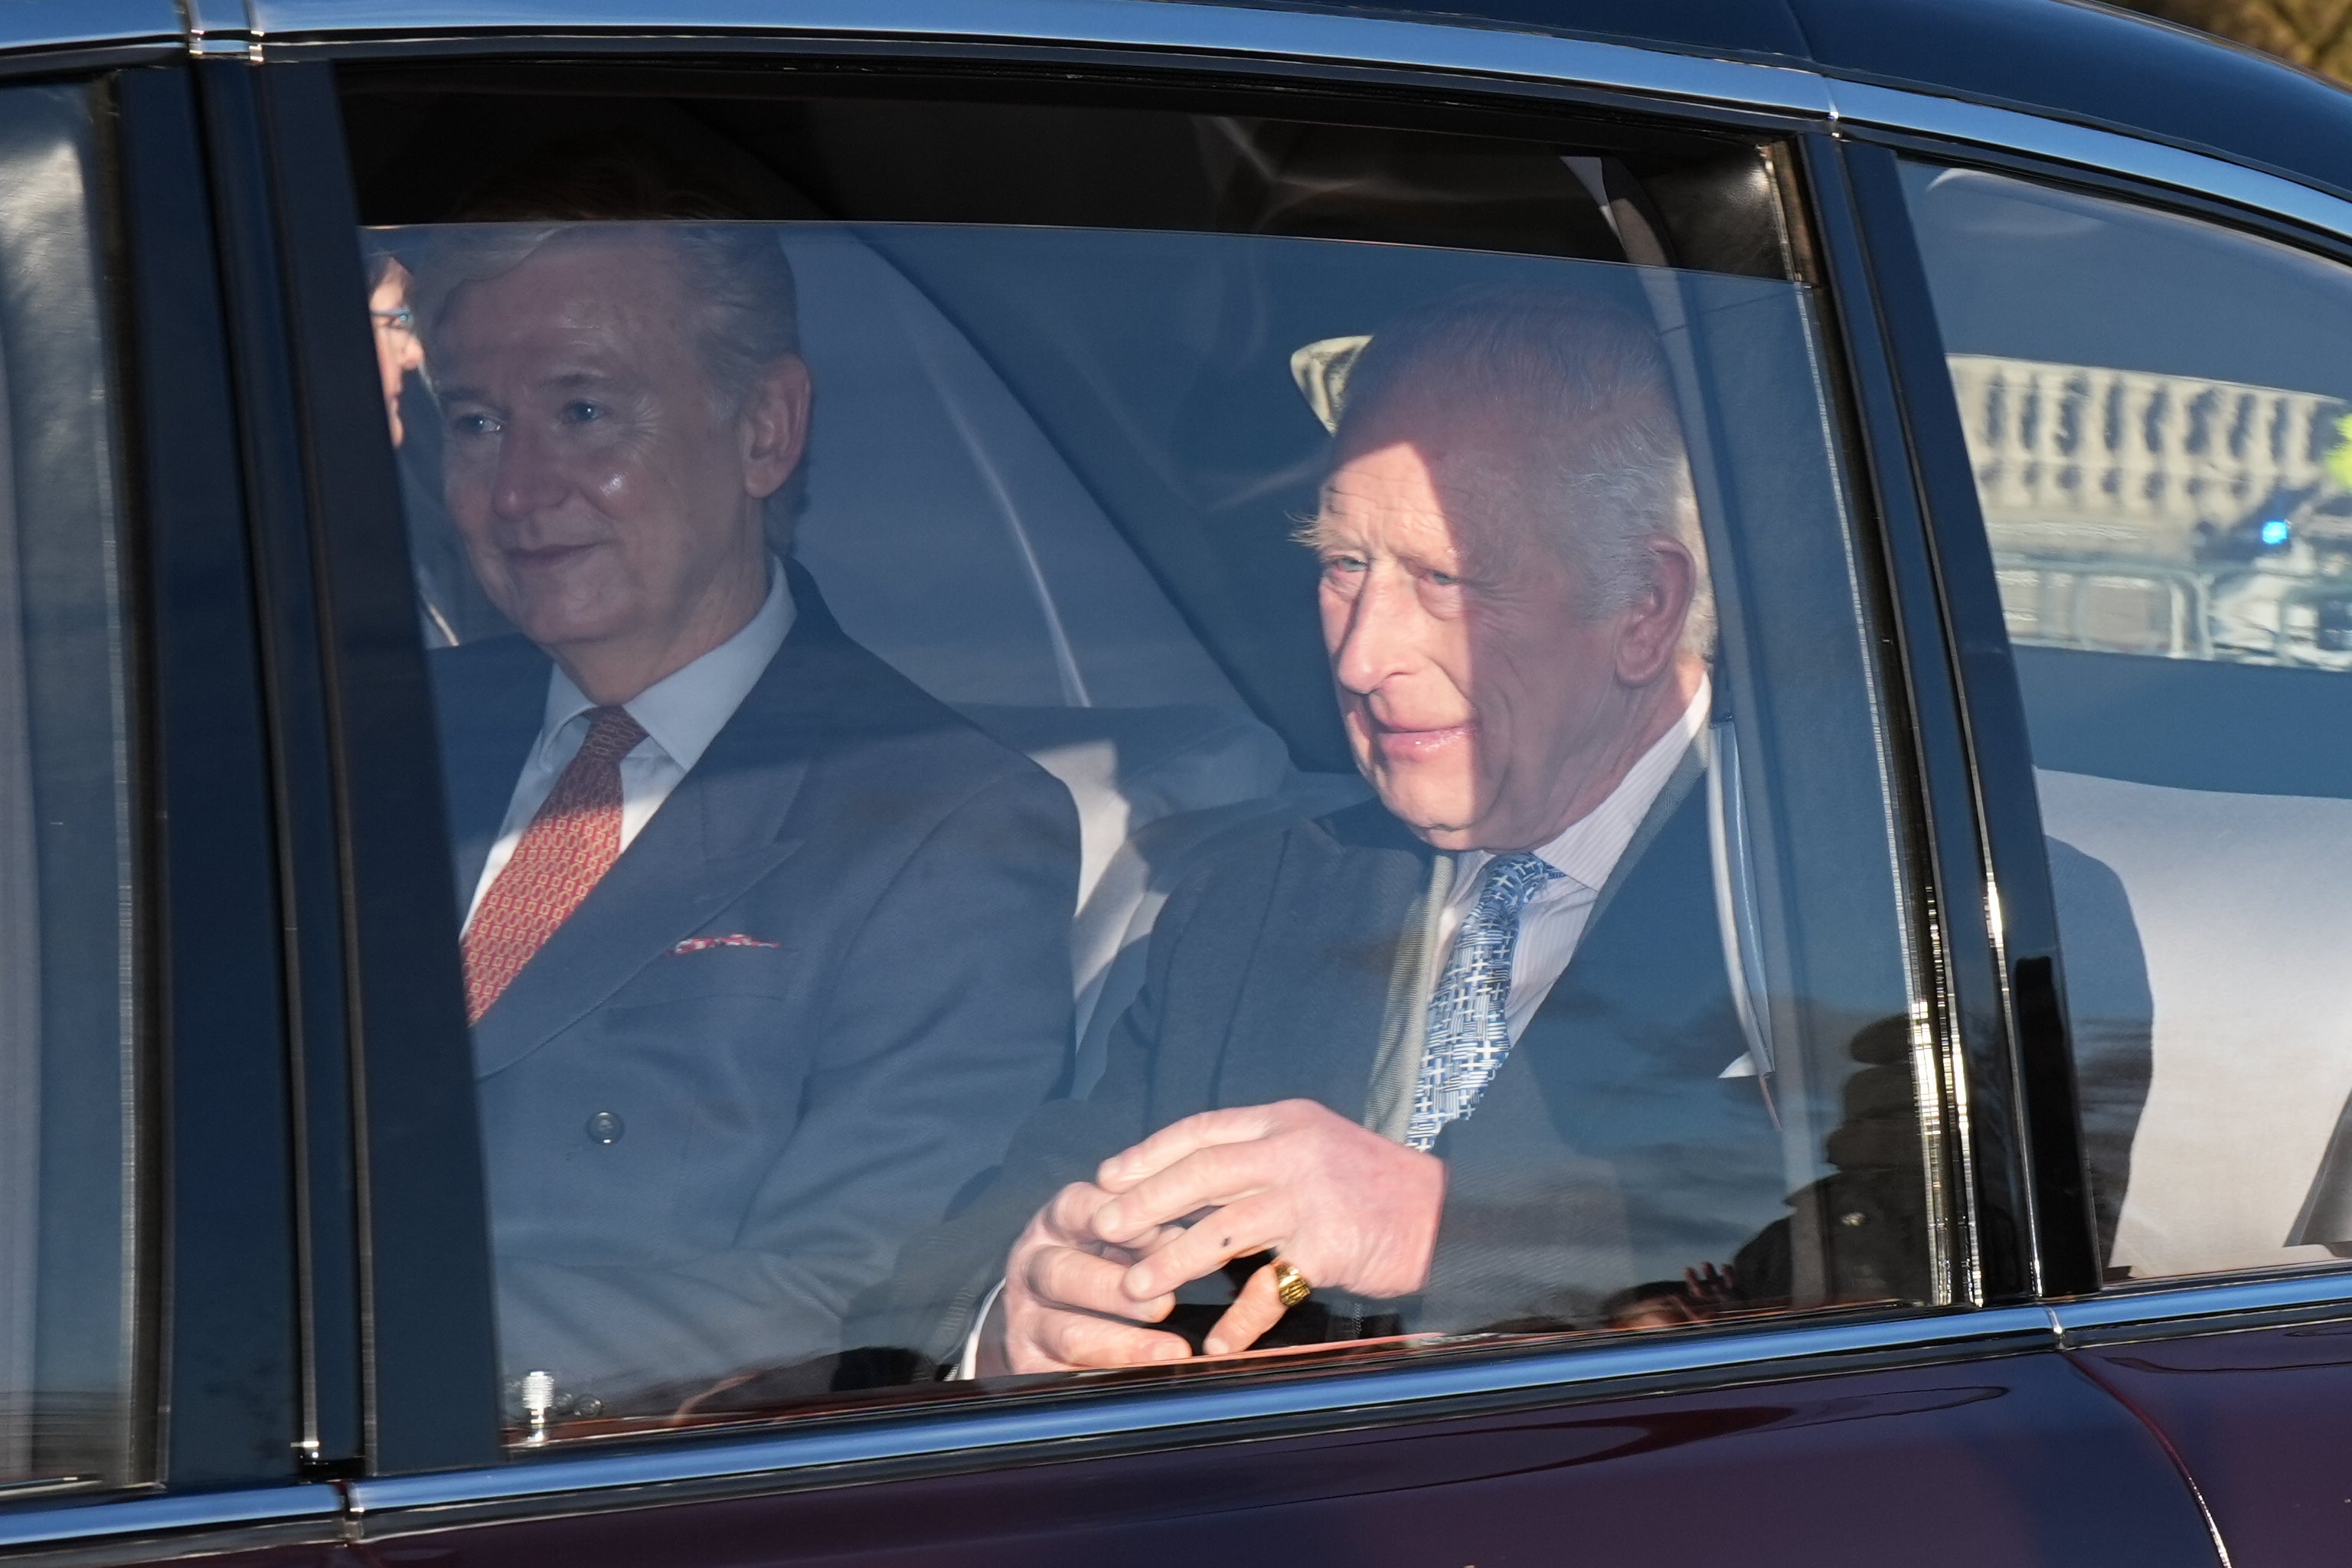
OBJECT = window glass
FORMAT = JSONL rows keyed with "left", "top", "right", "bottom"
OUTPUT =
{"left": 0, "top": 84, "right": 141, "bottom": 1491}
{"left": 1905, "top": 161, "right": 2352, "bottom": 1282}
{"left": 352, "top": 89, "right": 1929, "bottom": 1442}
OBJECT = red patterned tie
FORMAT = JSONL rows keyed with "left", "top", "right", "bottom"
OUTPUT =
{"left": 462, "top": 704, "right": 648, "bottom": 1024}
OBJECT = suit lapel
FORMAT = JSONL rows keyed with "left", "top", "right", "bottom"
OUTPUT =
{"left": 1485, "top": 776, "right": 1749, "bottom": 1153}
{"left": 466, "top": 607, "right": 848, "bottom": 1080}
{"left": 1212, "top": 805, "right": 1433, "bottom": 1118}
{"left": 1583, "top": 737, "right": 1707, "bottom": 937}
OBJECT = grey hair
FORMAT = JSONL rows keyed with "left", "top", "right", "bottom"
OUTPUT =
{"left": 407, "top": 220, "right": 805, "bottom": 539}
{"left": 1331, "top": 286, "right": 1715, "bottom": 657}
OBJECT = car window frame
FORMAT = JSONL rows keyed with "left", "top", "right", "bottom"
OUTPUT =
{"left": 0, "top": 35, "right": 380, "bottom": 1564}
{"left": 1833, "top": 107, "right": 2352, "bottom": 1330}
{"left": 1802, "top": 133, "right": 2096, "bottom": 1306}
{"left": 211, "top": 54, "right": 504, "bottom": 1481}
{"left": 270, "top": 25, "right": 2002, "bottom": 1498}
{"left": 0, "top": 41, "right": 321, "bottom": 1523}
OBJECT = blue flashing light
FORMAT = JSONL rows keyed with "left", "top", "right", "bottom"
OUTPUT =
{"left": 2262, "top": 518, "right": 2293, "bottom": 547}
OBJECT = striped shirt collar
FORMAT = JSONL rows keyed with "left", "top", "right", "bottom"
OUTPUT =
{"left": 1457, "top": 677, "right": 1711, "bottom": 897}
{"left": 537, "top": 554, "right": 794, "bottom": 775}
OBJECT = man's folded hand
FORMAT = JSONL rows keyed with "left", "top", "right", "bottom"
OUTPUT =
{"left": 986, "top": 1180, "right": 1191, "bottom": 1374}
{"left": 1091, "top": 1099, "right": 1446, "bottom": 1356}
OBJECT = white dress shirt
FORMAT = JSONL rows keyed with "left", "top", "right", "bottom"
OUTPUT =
{"left": 463, "top": 558, "right": 795, "bottom": 931}
{"left": 1436, "top": 679, "right": 1711, "bottom": 1043}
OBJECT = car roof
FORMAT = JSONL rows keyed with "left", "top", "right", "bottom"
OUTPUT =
{"left": 102, "top": 0, "right": 2352, "bottom": 211}
{"left": 1230, "top": 0, "right": 2352, "bottom": 204}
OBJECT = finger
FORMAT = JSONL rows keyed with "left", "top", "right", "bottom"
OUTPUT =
{"left": 1096, "top": 1104, "right": 1284, "bottom": 1192}
{"left": 1201, "top": 1263, "right": 1291, "bottom": 1357}
{"left": 1094, "top": 1143, "right": 1273, "bottom": 1243}
{"left": 1021, "top": 1305, "right": 1193, "bottom": 1372}
{"left": 1119, "top": 1194, "right": 1289, "bottom": 1301}
{"left": 1026, "top": 1243, "right": 1174, "bottom": 1322}
{"left": 1043, "top": 1181, "right": 1116, "bottom": 1241}
{"left": 1122, "top": 1223, "right": 1194, "bottom": 1260}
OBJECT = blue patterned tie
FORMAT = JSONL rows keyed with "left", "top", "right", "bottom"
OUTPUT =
{"left": 1405, "top": 852, "right": 1560, "bottom": 1152}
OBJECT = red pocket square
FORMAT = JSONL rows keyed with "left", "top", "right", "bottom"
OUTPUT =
{"left": 672, "top": 934, "right": 782, "bottom": 955}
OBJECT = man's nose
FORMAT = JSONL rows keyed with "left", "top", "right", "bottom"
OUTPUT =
{"left": 490, "top": 423, "right": 566, "bottom": 521}
{"left": 1331, "top": 569, "right": 1422, "bottom": 695}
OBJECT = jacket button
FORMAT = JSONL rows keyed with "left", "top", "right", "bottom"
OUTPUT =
{"left": 586, "top": 1110, "right": 625, "bottom": 1145}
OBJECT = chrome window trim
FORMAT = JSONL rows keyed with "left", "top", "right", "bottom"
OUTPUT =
{"left": 345, "top": 1308, "right": 2056, "bottom": 1529}
{"left": 2056, "top": 1268, "right": 2352, "bottom": 1338}
{"left": 187, "top": 0, "right": 259, "bottom": 56}
{"left": 1829, "top": 78, "right": 2352, "bottom": 248}
{"left": 0, "top": 1484, "right": 341, "bottom": 1551}
{"left": 250, "top": 0, "right": 1833, "bottom": 116}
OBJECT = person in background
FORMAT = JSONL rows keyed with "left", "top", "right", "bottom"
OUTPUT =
{"left": 368, "top": 250, "right": 425, "bottom": 446}
{"left": 364, "top": 240, "right": 508, "bottom": 646}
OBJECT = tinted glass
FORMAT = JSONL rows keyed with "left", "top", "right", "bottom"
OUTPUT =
{"left": 1906, "top": 161, "right": 2352, "bottom": 1282}
{"left": 352, "top": 90, "right": 1930, "bottom": 1442}
{"left": 0, "top": 84, "right": 142, "bottom": 1491}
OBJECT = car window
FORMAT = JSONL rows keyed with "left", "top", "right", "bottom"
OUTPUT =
{"left": 0, "top": 83, "right": 141, "bottom": 1492}
{"left": 1904, "top": 161, "right": 2352, "bottom": 1284}
{"left": 346, "top": 85, "right": 1931, "bottom": 1443}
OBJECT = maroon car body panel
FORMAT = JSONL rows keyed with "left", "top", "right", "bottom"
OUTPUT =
{"left": 347, "top": 1353, "right": 2214, "bottom": 1568}
{"left": 2077, "top": 1323, "right": 2352, "bottom": 1568}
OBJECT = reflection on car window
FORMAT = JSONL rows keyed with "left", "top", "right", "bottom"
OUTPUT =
{"left": 1907, "top": 162, "right": 2352, "bottom": 1284}
{"left": 0, "top": 85, "right": 141, "bottom": 1493}
{"left": 359, "top": 98, "right": 1927, "bottom": 1442}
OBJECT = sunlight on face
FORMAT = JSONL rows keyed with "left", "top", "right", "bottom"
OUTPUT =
{"left": 435, "top": 232, "right": 782, "bottom": 686}
{"left": 1312, "top": 403, "right": 1654, "bottom": 852}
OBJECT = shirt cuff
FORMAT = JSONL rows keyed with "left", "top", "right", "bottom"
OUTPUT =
{"left": 953, "top": 1280, "right": 1006, "bottom": 1380}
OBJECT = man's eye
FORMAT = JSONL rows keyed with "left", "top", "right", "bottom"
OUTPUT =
{"left": 563, "top": 400, "right": 605, "bottom": 425}
{"left": 450, "top": 412, "right": 500, "bottom": 438}
{"left": 1427, "top": 570, "right": 1462, "bottom": 588}
{"left": 1321, "top": 554, "right": 1367, "bottom": 576}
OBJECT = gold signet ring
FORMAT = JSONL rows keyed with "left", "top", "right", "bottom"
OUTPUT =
{"left": 1269, "top": 1259, "right": 1312, "bottom": 1308}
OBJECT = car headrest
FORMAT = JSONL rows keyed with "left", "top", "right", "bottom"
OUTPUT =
{"left": 956, "top": 703, "right": 1293, "bottom": 914}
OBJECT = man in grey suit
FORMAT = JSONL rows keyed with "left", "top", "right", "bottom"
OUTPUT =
{"left": 419, "top": 217, "right": 1078, "bottom": 1416}
{"left": 864, "top": 288, "right": 1798, "bottom": 1380}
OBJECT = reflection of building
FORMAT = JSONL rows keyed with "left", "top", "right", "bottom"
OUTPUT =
{"left": 1951, "top": 353, "right": 2352, "bottom": 666}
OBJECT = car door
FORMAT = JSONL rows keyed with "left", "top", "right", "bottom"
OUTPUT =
{"left": 129, "top": 5, "right": 2243, "bottom": 1566}
{"left": 0, "top": 20, "right": 361, "bottom": 1568}
{"left": 1865, "top": 87, "right": 2352, "bottom": 1568}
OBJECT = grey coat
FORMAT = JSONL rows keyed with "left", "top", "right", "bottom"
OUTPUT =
{"left": 433, "top": 566, "right": 1079, "bottom": 1412}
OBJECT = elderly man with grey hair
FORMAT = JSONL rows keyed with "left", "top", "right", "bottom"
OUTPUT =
{"left": 415, "top": 210, "right": 1079, "bottom": 1417}
{"left": 861, "top": 286, "right": 1785, "bottom": 1380}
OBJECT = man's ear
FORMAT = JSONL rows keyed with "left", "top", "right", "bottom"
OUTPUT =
{"left": 1614, "top": 540, "right": 1695, "bottom": 685}
{"left": 740, "top": 354, "right": 813, "bottom": 501}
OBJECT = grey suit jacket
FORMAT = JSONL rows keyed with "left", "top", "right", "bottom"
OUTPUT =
{"left": 433, "top": 565, "right": 1080, "bottom": 1411}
